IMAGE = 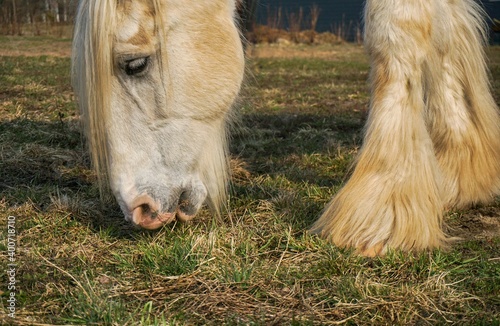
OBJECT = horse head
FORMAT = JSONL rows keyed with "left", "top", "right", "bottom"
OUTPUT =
{"left": 72, "top": 0, "right": 244, "bottom": 229}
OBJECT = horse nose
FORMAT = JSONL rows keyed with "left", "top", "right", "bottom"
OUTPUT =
{"left": 131, "top": 195, "right": 175, "bottom": 230}
{"left": 128, "top": 182, "right": 208, "bottom": 229}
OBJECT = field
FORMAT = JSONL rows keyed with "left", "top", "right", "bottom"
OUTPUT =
{"left": 0, "top": 36, "right": 499, "bottom": 325}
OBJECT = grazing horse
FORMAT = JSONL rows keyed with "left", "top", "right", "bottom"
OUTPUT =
{"left": 72, "top": 0, "right": 500, "bottom": 256}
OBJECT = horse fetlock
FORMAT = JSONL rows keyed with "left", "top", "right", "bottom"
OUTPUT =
{"left": 312, "top": 169, "right": 448, "bottom": 256}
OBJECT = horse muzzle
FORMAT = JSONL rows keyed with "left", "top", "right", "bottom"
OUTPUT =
{"left": 122, "top": 181, "right": 208, "bottom": 230}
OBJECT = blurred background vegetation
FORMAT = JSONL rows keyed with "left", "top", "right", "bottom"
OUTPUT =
{"left": 0, "top": 0, "right": 499, "bottom": 44}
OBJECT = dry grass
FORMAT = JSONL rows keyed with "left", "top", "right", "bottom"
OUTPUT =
{"left": 0, "top": 38, "right": 499, "bottom": 325}
{"left": 0, "top": 36, "right": 72, "bottom": 58}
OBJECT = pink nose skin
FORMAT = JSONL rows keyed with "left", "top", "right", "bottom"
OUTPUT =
{"left": 176, "top": 209, "right": 195, "bottom": 222}
{"left": 131, "top": 195, "right": 175, "bottom": 230}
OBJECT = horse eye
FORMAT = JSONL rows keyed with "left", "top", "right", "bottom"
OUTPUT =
{"left": 123, "top": 56, "right": 150, "bottom": 76}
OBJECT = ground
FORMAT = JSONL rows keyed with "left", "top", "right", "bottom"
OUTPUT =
{"left": 0, "top": 36, "right": 499, "bottom": 325}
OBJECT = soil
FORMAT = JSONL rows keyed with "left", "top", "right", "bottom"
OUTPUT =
{"left": 448, "top": 204, "right": 500, "bottom": 242}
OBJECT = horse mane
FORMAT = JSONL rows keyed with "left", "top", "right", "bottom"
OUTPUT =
{"left": 72, "top": 0, "right": 117, "bottom": 196}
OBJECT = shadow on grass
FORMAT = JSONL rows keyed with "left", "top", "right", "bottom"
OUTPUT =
{"left": 0, "top": 107, "right": 366, "bottom": 236}
{"left": 0, "top": 118, "right": 143, "bottom": 238}
{"left": 231, "top": 112, "right": 364, "bottom": 181}
{"left": 229, "top": 111, "right": 366, "bottom": 229}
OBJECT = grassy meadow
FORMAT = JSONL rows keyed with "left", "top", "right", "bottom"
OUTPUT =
{"left": 0, "top": 36, "right": 499, "bottom": 325}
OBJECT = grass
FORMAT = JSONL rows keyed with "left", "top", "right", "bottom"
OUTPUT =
{"left": 0, "top": 39, "right": 499, "bottom": 325}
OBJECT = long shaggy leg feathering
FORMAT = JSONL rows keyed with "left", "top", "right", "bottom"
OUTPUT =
{"left": 426, "top": 0, "right": 500, "bottom": 208}
{"left": 313, "top": 0, "right": 500, "bottom": 256}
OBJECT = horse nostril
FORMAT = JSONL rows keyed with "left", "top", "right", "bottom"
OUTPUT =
{"left": 131, "top": 196, "right": 175, "bottom": 230}
{"left": 139, "top": 203, "right": 158, "bottom": 219}
{"left": 178, "top": 193, "right": 190, "bottom": 212}
{"left": 176, "top": 186, "right": 206, "bottom": 222}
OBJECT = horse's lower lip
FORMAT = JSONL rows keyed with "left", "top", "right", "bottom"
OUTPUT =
{"left": 131, "top": 205, "right": 176, "bottom": 230}
{"left": 176, "top": 210, "right": 195, "bottom": 222}
{"left": 136, "top": 219, "right": 167, "bottom": 230}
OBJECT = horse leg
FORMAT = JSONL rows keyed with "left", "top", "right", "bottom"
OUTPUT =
{"left": 312, "top": 0, "right": 447, "bottom": 256}
{"left": 425, "top": 0, "right": 500, "bottom": 209}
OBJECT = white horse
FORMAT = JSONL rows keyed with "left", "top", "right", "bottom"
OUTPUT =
{"left": 72, "top": 0, "right": 500, "bottom": 256}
